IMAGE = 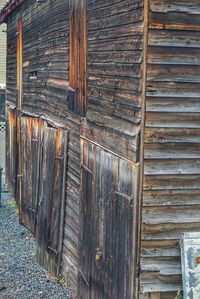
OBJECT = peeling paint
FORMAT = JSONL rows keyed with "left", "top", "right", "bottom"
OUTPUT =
{"left": 181, "top": 233, "right": 200, "bottom": 299}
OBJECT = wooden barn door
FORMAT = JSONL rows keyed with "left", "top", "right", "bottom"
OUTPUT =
{"left": 36, "top": 126, "right": 68, "bottom": 274}
{"left": 79, "top": 139, "right": 139, "bottom": 299}
{"left": 20, "top": 116, "right": 43, "bottom": 233}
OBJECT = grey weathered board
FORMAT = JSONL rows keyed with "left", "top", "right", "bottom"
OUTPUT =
{"left": 36, "top": 126, "right": 68, "bottom": 275}
{"left": 18, "top": 114, "right": 68, "bottom": 274}
{"left": 20, "top": 116, "right": 44, "bottom": 233}
{"left": 79, "top": 138, "right": 139, "bottom": 299}
{"left": 141, "top": 0, "right": 200, "bottom": 296}
{"left": 6, "top": 107, "right": 17, "bottom": 196}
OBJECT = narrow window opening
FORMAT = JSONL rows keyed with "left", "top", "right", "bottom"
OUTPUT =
{"left": 29, "top": 71, "right": 38, "bottom": 79}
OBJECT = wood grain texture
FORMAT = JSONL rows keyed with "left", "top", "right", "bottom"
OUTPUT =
{"left": 79, "top": 139, "right": 139, "bottom": 299}
{"left": 82, "top": 0, "right": 144, "bottom": 162}
{"left": 69, "top": 0, "right": 87, "bottom": 116}
{"left": 6, "top": 107, "right": 17, "bottom": 195}
{"left": 5, "top": 0, "right": 81, "bottom": 292}
{"left": 140, "top": 0, "right": 200, "bottom": 295}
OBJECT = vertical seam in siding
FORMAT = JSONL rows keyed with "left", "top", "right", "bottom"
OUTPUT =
{"left": 136, "top": 0, "right": 149, "bottom": 298}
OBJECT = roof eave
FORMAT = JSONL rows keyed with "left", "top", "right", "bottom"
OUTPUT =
{"left": 0, "top": 0, "right": 24, "bottom": 24}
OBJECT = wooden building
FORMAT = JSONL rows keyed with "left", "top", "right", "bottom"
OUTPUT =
{"left": 0, "top": 0, "right": 6, "bottom": 88}
{"left": 1, "top": 0, "right": 200, "bottom": 298}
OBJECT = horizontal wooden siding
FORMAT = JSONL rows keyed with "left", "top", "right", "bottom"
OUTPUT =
{"left": 141, "top": 0, "right": 200, "bottom": 296}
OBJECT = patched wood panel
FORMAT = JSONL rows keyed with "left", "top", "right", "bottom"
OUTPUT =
{"left": 79, "top": 139, "right": 139, "bottom": 299}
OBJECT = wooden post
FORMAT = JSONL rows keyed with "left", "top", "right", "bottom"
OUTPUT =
{"left": 16, "top": 18, "right": 23, "bottom": 222}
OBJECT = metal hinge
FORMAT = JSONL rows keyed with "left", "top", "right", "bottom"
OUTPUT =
{"left": 136, "top": 264, "right": 141, "bottom": 278}
{"left": 55, "top": 156, "right": 64, "bottom": 160}
{"left": 81, "top": 164, "right": 92, "bottom": 175}
{"left": 115, "top": 191, "right": 133, "bottom": 205}
{"left": 31, "top": 138, "right": 39, "bottom": 143}
{"left": 48, "top": 245, "right": 58, "bottom": 256}
{"left": 27, "top": 207, "right": 35, "bottom": 213}
{"left": 79, "top": 268, "right": 90, "bottom": 287}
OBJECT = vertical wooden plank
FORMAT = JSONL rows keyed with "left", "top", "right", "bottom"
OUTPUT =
{"left": 57, "top": 130, "right": 69, "bottom": 275}
{"left": 20, "top": 117, "right": 26, "bottom": 224}
{"left": 36, "top": 125, "right": 68, "bottom": 275}
{"left": 69, "top": 0, "right": 87, "bottom": 116}
{"left": 101, "top": 151, "right": 118, "bottom": 299}
{"left": 79, "top": 140, "right": 92, "bottom": 299}
{"left": 34, "top": 117, "right": 44, "bottom": 236}
{"left": 6, "top": 108, "right": 17, "bottom": 196}
{"left": 31, "top": 118, "right": 41, "bottom": 235}
{"left": 49, "top": 130, "right": 63, "bottom": 250}
{"left": 26, "top": 118, "right": 33, "bottom": 228}
{"left": 137, "top": 0, "right": 149, "bottom": 297}
{"left": 36, "top": 127, "right": 56, "bottom": 269}
{"left": 16, "top": 18, "right": 23, "bottom": 110}
{"left": 20, "top": 117, "right": 43, "bottom": 233}
{"left": 79, "top": 140, "right": 139, "bottom": 299}
{"left": 16, "top": 18, "right": 23, "bottom": 222}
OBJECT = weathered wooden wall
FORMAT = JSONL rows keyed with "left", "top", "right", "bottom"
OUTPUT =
{"left": 140, "top": 0, "right": 200, "bottom": 298}
{"left": 4, "top": 0, "right": 146, "bottom": 296}
{"left": 6, "top": 0, "right": 81, "bottom": 291}
{"left": 81, "top": 0, "right": 144, "bottom": 163}
{"left": 80, "top": 0, "right": 145, "bottom": 296}
{"left": 79, "top": 138, "right": 139, "bottom": 299}
{"left": 0, "top": 0, "right": 6, "bottom": 88}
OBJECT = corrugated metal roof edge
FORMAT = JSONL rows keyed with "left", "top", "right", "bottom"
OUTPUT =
{"left": 0, "top": 0, "right": 25, "bottom": 24}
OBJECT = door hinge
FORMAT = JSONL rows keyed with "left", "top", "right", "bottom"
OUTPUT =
{"left": 81, "top": 164, "right": 92, "bottom": 175}
{"left": 48, "top": 245, "right": 58, "bottom": 256}
{"left": 31, "top": 138, "right": 39, "bottom": 143}
{"left": 27, "top": 207, "right": 35, "bottom": 213}
{"left": 54, "top": 156, "right": 64, "bottom": 160}
{"left": 79, "top": 268, "right": 90, "bottom": 287}
{"left": 136, "top": 264, "right": 141, "bottom": 278}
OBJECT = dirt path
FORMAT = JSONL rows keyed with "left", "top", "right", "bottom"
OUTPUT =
{"left": 0, "top": 192, "right": 71, "bottom": 299}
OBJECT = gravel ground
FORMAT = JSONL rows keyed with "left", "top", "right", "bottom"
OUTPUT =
{"left": 0, "top": 192, "right": 72, "bottom": 299}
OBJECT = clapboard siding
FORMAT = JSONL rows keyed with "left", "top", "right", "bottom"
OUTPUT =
{"left": 141, "top": 0, "right": 200, "bottom": 295}
{"left": 83, "top": 0, "right": 144, "bottom": 162}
